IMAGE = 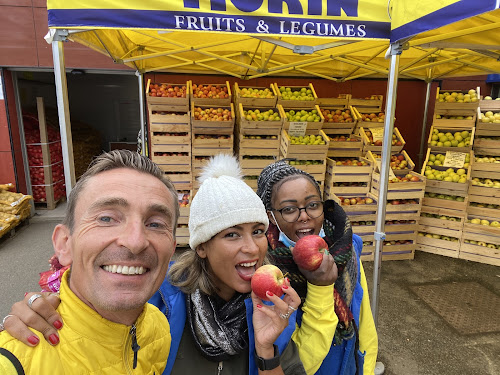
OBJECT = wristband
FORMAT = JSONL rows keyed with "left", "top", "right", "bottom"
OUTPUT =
{"left": 254, "top": 344, "right": 280, "bottom": 371}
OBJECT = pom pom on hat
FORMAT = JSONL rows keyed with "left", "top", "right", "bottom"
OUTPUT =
{"left": 189, "top": 154, "right": 269, "bottom": 250}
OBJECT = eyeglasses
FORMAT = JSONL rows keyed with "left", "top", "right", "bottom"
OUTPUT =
{"left": 272, "top": 201, "right": 324, "bottom": 223}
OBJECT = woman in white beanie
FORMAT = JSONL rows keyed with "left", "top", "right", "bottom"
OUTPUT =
{"left": 157, "top": 154, "right": 304, "bottom": 374}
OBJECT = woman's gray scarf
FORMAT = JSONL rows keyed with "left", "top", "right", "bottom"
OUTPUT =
{"left": 186, "top": 289, "right": 249, "bottom": 361}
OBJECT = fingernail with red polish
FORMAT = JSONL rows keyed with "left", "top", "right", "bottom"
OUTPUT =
{"left": 286, "top": 277, "right": 290, "bottom": 283}
{"left": 256, "top": 304, "right": 262, "bottom": 308}
{"left": 27, "top": 336, "right": 39, "bottom": 346}
{"left": 266, "top": 291, "right": 274, "bottom": 297}
{"left": 49, "top": 334, "right": 59, "bottom": 345}
{"left": 282, "top": 285, "right": 289, "bottom": 289}
{"left": 53, "top": 320, "right": 63, "bottom": 329}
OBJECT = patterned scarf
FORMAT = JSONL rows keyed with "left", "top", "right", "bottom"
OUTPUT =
{"left": 267, "top": 199, "right": 358, "bottom": 344}
{"left": 186, "top": 289, "right": 249, "bottom": 361}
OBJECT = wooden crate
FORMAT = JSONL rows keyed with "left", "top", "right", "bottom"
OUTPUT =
{"left": 152, "top": 153, "right": 191, "bottom": 173}
{"left": 165, "top": 172, "right": 193, "bottom": 191}
{"left": 325, "top": 135, "right": 363, "bottom": 158}
{"left": 176, "top": 225, "right": 190, "bottom": 246}
{"left": 366, "top": 150, "right": 415, "bottom": 175}
{"left": 471, "top": 158, "right": 500, "bottom": 180}
{"left": 233, "top": 83, "right": 277, "bottom": 107}
{"left": 434, "top": 87, "right": 479, "bottom": 112}
{"left": 325, "top": 157, "right": 372, "bottom": 189}
{"left": 237, "top": 103, "right": 283, "bottom": 136}
{"left": 177, "top": 190, "right": 192, "bottom": 225}
{"left": 243, "top": 177, "right": 259, "bottom": 191}
{"left": 316, "top": 94, "right": 350, "bottom": 108}
{"left": 467, "top": 194, "right": 500, "bottom": 220}
{"left": 379, "top": 241, "right": 416, "bottom": 261}
{"left": 359, "top": 127, "right": 405, "bottom": 154}
{"left": 351, "top": 106, "right": 387, "bottom": 131}
{"left": 191, "top": 102, "right": 235, "bottom": 135}
{"left": 280, "top": 129, "right": 329, "bottom": 160}
{"left": 148, "top": 106, "right": 190, "bottom": 125}
{"left": 473, "top": 137, "right": 500, "bottom": 156}
{"left": 371, "top": 171, "right": 426, "bottom": 200}
{"left": 191, "top": 81, "right": 232, "bottom": 106}
{"left": 422, "top": 193, "right": 468, "bottom": 213}
{"left": 150, "top": 132, "right": 191, "bottom": 154}
{"left": 238, "top": 133, "right": 280, "bottom": 157}
{"left": 478, "top": 98, "right": 500, "bottom": 111}
{"left": 145, "top": 79, "right": 190, "bottom": 110}
{"left": 460, "top": 219, "right": 500, "bottom": 266}
{"left": 274, "top": 83, "right": 317, "bottom": 108}
{"left": 427, "top": 126, "right": 475, "bottom": 153}
{"left": 238, "top": 156, "right": 276, "bottom": 176}
{"left": 320, "top": 105, "right": 357, "bottom": 134}
{"left": 192, "top": 134, "right": 234, "bottom": 156}
{"left": 279, "top": 105, "right": 324, "bottom": 135}
{"left": 326, "top": 192, "right": 378, "bottom": 222}
{"left": 432, "top": 109, "right": 477, "bottom": 128}
{"left": 283, "top": 159, "right": 327, "bottom": 183}
{"left": 416, "top": 234, "right": 461, "bottom": 258}
{"left": 349, "top": 95, "right": 383, "bottom": 112}
{"left": 476, "top": 107, "right": 500, "bottom": 136}
{"left": 385, "top": 199, "right": 422, "bottom": 221}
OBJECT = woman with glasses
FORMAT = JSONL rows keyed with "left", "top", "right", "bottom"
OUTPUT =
{"left": 257, "top": 160, "right": 378, "bottom": 375}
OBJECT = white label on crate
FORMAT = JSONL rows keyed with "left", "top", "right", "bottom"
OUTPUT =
{"left": 376, "top": 160, "right": 397, "bottom": 180}
{"left": 443, "top": 151, "right": 466, "bottom": 168}
{"left": 369, "top": 127, "right": 385, "bottom": 142}
{"left": 288, "top": 122, "right": 307, "bottom": 137}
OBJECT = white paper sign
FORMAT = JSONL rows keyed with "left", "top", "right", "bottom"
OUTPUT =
{"left": 443, "top": 151, "right": 466, "bottom": 168}
{"left": 376, "top": 160, "right": 397, "bottom": 180}
{"left": 369, "top": 127, "right": 385, "bottom": 142}
{"left": 288, "top": 122, "right": 308, "bottom": 137}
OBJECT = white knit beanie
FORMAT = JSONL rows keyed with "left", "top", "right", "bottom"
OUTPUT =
{"left": 189, "top": 154, "right": 269, "bottom": 250}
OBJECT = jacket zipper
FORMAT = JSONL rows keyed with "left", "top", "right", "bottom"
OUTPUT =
{"left": 217, "top": 361, "right": 223, "bottom": 374}
{"left": 123, "top": 323, "right": 141, "bottom": 374}
{"left": 130, "top": 324, "right": 141, "bottom": 369}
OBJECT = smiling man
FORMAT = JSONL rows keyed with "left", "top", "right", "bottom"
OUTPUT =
{"left": 0, "top": 150, "right": 179, "bottom": 375}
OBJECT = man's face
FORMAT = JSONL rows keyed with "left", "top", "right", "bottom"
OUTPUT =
{"left": 54, "top": 168, "right": 176, "bottom": 324}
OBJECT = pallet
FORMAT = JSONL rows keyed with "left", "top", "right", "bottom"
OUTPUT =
{"left": 280, "top": 129, "right": 329, "bottom": 160}
{"left": 359, "top": 127, "right": 405, "bottom": 154}
{"left": 233, "top": 83, "right": 277, "bottom": 108}
{"left": 427, "top": 125, "right": 475, "bottom": 153}
{"left": 237, "top": 104, "right": 283, "bottom": 136}
{"left": 274, "top": 83, "right": 318, "bottom": 108}
{"left": 145, "top": 79, "right": 190, "bottom": 110}
{"left": 191, "top": 81, "right": 232, "bottom": 106}
{"left": 191, "top": 102, "right": 235, "bottom": 135}
{"left": 279, "top": 104, "right": 324, "bottom": 135}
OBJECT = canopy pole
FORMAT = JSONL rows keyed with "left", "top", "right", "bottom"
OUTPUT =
{"left": 137, "top": 72, "right": 147, "bottom": 156}
{"left": 418, "top": 78, "right": 433, "bottom": 170}
{"left": 371, "top": 42, "right": 406, "bottom": 325}
{"left": 52, "top": 30, "right": 76, "bottom": 195}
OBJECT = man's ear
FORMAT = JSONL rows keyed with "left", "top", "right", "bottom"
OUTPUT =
{"left": 267, "top": 210, "right": 277, "bottom": 225}
{"left": 196, "top": 243, "right": 207, "bottom": 259}
{"left": 52, "top": 224, "right": 73, "bottom": 266}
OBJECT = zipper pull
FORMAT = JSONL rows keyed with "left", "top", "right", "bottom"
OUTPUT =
{"left": 130, "top": 324, "right": 141, "bottom": 369}
{"left": 217, "top": 361, "right": 223, "bottom": 375}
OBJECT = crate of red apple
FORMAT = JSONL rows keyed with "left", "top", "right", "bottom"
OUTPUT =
{"left": 325, "top": 157, "right": 372, "bottom": 193}
{"left": 191, "top": 82, "right": 232, "bottom": 106}
{"left": 320, "top": 106, "right": 357, "bottom": 134}
{"left": 279, "top": 105, "right": 325, "bottom": 135}
{"left": 329, "top": 193, "right": 378, "bottom": 222}
{"left": 274, "top": 83, "right": 318, "bottom": 108}
{"left": 371, "top": 171, "right": 426, "bottom": 201}
{"left": 237, "top": 104, "right": 283, "bottom": 136}
{"left": 234, "top": 83, "right": 277, "bottom": 108}
{"left": 146, "top": 80, "right": 190, "bottom": 110}
{"left": 366, "top": 150, "right": 415, "bottom": 174}
{"left": 191, "top": 103, "right": 235, "bottom": 135}
{"left": 325, "top": 134, "right": 363, "bottom": 158}
{"left": 359, "top": 127, "right": 405, "bottom": 153}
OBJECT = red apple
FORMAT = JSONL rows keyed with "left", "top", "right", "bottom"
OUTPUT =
{"left": 292, "top": 235, "right": 328, "bottom": 271}
{"left": 251, "top": 265, "right": 285, "bottom": 301}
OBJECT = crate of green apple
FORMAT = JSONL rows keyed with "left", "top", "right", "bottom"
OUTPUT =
{"left": 423, "top": 192, "right": 468, "bottom": 213}
{"left": 427, "top": 126, "right": 474, "bottom": 152}
{"left": 238, "top": 133, "right": 280, "bottom": 157}
{"left": 191, "top": 81, "right": 232, "bottom": 106}
{"left": 460, "top": 240, "right": 500, "bottom": 266}
{"left": 279, "top": 105, "right": 324, "bottom": 135}
{"left": 416, "top": 231, "right": 461, "bottom": 258}
{"left": 471, "top": 155, "right": 500, "bottom": 180}
{"left": 419, "top": 207, "right": 465, "bottom": 231}
{"left": 280, "top": 129, "right": 329, "bottom": 160}
{"left": 473, "top": 136, "right": 500, "bottom": 157}
{"left": 274, "top": 83, "right": 318, "bottom": 108}
{"left": 433, "top": 110, "right": 476, "bottom": 128}
{"left": 478, "top": 95, "right": 500, "bottom": 111}
{"left": 320, "top": 106, "right": 356, "bottom": 133}
{"left": 325, "top": 134, "right": 363, "bottom": 158}
{"left": 469, "top": 177, "right": 500, "bottom": 199}
{"left": 234, "top": 83, "right": 277, "bottom": 107}
{"left": 237, "top": 104, "right": 283, "bottom": 136}
{"left": 421, "top": 149, "right": 472, "bottom": 193}
{"left": 146, "top": 80, "right": 190, "bottom": 109}
{"left": 192, "top": 134, "right": 234, "bottom": 155}
{"left": 359, "top": 127, "right": 405, "bottom": 153}
{"left": 191, "top": 103, "right": 235, "bottom": 135}
{"left": 435, "top": 88, "right": 479, "bottom": 111}
{"left": 467, "top": 199, "right": 500, "bottom": 220}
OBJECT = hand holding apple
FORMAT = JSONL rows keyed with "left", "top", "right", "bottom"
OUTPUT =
{"left": 296, "top": 249, "right": 338, "bottom": 286}
{"left": 292, "top": 235, "right": 329, "bottom": 271}
{"left": 251, "top": 264, "right": 285, "bottom": 301}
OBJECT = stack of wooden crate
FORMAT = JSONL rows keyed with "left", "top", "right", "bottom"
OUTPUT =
{"left": 191, "top": 81, "right": 234, "bottom": 192}
{"left": 234, "top": 84, "right": 281, "bottom": 190}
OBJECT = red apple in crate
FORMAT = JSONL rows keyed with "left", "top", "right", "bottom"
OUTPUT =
{"left": 251, "top": 265, "right": 285, "bottom": 301}
{"left": 292, "top": 235, "right": 328, "bottom": 271}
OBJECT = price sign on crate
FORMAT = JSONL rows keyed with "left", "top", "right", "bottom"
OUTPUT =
{"left": 443, "top": 151, "right": 466, "bottom": 168}
{"left": 370, "top": 127, "right": 385, "bottom": 142}
{"left": 288, "top": 122, "right": 308, "bottom": 137}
